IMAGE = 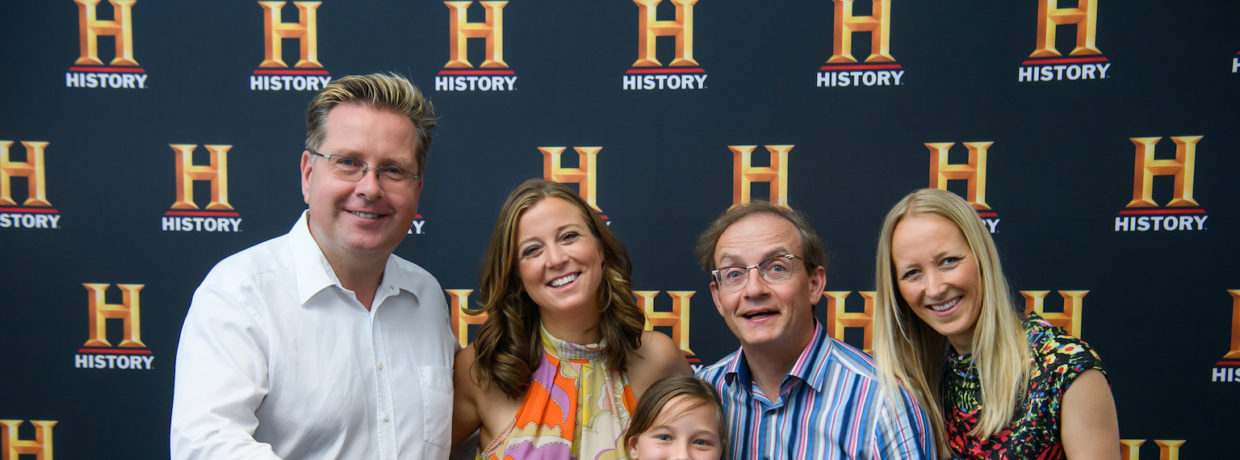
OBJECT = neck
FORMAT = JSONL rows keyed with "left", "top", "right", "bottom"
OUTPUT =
{"left": 948, "top": 336, "right": 973, "bottom": 355}
{"left": 541, "top": 310, "right": 600, "bottom": 345}
{"left": 742, "top": 327, "right": 814, "bottom": 399}
{"left": 322, "top": 250, "right": 387, "bottom": 311}
{"left": 743, "top": 346, "right": 801, "bottom": 399}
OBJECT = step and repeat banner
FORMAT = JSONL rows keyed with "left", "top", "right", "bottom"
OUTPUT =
{"left": 2, "top": 0, "right": 1237, "bottom": 458}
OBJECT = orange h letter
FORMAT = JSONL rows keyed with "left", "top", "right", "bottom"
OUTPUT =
{"left": 170, "top": 144, "right": 233, "bottom": 210}
{"left": 82, "top": 283, "right": 145, "bottom": 348}
{"left": 258, "top": 1, "right": 323, "bottom": 68}
{"left": 634, "top": 291, "right": 695, "bottom": 355}
{"left": 1031, "top": 0, "right": 1101, "bottom": 58}
{"left": 1126, "top": 136, "right": 1201, "bottom": 208}
{"left": 1021, "top": 290, "right": 1087, "bottom": 337}
{"left": 823, "top": 291, "right": 875, "bottom": 354}
{"left": 0, "top": 141, "right": 52, "bottom": 207}
{"left": 0, "top": 420, "right": 58, "bottom": 460}
{"left": 447, "top": 289, "right": 486, "bottom": 348}
{"left": 827, "top": 0, "right": 894, "bottom": 64}
{"left": 73, "top": 0, "right": 138, "bottom": 66}
{"left": 926, "top": 141, "right": 992, "bottom": 210}
{"left": 632, "top": 0, "right": 699, "bottom": 67}
{"left": 444, "top": 1, "right": 508, "bottom": 68}
{"left": 540, "top": 146, "right": 603, "bottom": 212}
{"left": 729, "top": 145, "right": 792, "bottom": 209}
{"left": 1120, "top": 439, "right": 1185, "bottom": 460}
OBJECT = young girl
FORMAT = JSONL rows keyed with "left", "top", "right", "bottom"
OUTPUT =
{"left": 624, "top": 376, "right": 726, "bottom": 460}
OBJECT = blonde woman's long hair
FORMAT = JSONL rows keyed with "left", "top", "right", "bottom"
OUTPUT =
{"left": 872, "top": 188, "right": 1030, "bottom": 456}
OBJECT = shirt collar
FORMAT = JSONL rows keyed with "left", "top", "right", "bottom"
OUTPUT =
{"left": 723, "top": 319, "right": 833, "bottom": 394}
{"left": 290, "top": 211, "right": 337, "bottom": 305}
{"left": 290, "top": 210, "right": 424, "bottom": 308}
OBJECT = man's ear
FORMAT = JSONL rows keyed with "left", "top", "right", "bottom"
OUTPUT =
{"left": 710, "top": 281, "right": 726, "bottom": 317}
{"left": 807, "top": 265, "right": 826, "bottom": 305}
{"left": 300, "top": 150, "right": 313, "bottom": 204}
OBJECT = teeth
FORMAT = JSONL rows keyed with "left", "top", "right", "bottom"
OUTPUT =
{"left": 930, "top": 298, "right": 959, "bottom": 312}
{"left": 351, "top": 211, "right": 379, "bottom": 219}
{"left": 550, "top": 274, "right": 577, "bottom": 287}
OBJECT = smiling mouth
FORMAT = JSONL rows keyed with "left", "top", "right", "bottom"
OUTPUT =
{"left": 929, "top": 297, "right": 960, "bottom": 312}
{"left": 349, "top": 210, "right": 382, "bottom": 219}
{"left": 549, "top": 273, "right": 578, "bottom": 287}
{"left": 742, "top": 311, "right": 776, "bottom": 320}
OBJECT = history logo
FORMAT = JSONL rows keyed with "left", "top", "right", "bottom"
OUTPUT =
{"left": 1017, "top": 0, "right": 1110, "bottom": 83}
{"left": 817, "top": 0, "right": 904, "bottom": 89}
{"left": 1211, "top": 290, "right": 1240, "bottom": 384}
{"left": 249, "top": 1, "right": 333, "bottom": 92}
{"left": 435, "top": 1, "right": 518, "bottom": 92}
{"left": 1113, "top": 136, "right": 1208, "bottom": 233}
{"left": 622, "top": 0, "right": 709, "bottom": 91}
{"left": 161, "top": 144, "right": 242, "bottom": 233}
{"left": 66, "top": 0, "right": 148, "bottom": 89}
{"left": 0, "top": 141, "right": 60, "bottom": 230}
{"left": 75, "top": 283, "right": 156, "bottom": 371}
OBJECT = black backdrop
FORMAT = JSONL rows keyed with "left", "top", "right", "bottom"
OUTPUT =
{"left": 1, "top": 1, "right": 1237, "bottom": 458}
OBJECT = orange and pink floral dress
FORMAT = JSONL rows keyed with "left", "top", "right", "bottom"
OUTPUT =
{"left": 479, "top": 325, "right": 636, "bottom": 460}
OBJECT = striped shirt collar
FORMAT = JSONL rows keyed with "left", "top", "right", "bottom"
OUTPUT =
{"left": 722, "top": 319, "right": 833, "bottom": 396}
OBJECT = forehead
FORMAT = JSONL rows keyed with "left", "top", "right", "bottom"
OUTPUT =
{"left": 516, "top": 197, "right": 587, "bottom": 238}
{"left": 714, "top": 212, "right": 801, "bottom": 262}
{"left": 651, "top": 395, "right": 707, "bottom": 425}
{"left": 322, "top": 103, "right": 418, "bottom": 164}
{"left": 891, "top": 213, "right": 969, "bottom": 258}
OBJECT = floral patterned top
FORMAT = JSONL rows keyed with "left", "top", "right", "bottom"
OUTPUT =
{"left": 478, "top": 325, "right": 636, "bottom": 460}
{"left": 942, "top": 313, "right": 1106, "bottom": 459}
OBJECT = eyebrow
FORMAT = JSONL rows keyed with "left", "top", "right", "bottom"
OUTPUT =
{"left": 518, "top": 223, "right": 587, "bottom": 247}
{"left": 716, "top": 247, "right": 791, "bottom": 266}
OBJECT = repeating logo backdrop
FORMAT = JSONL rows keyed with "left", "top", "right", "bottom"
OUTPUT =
{"left": 2, "top": 1, "right": 1237, "bottom": 458}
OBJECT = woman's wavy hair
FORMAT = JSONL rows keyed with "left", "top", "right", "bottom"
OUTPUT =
{"left": 469, "top": 178, "right": 646, "bottom": 398}
{"left": 623, "top": 375, "right": 727, "bottom": 456}
{"left": 872, "top": 188, "right": 1030, "bottom": 455}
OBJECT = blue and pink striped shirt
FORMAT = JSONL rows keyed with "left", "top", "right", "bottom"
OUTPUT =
{"left": 696, "top": 321, "right": 936, "bottom": 459}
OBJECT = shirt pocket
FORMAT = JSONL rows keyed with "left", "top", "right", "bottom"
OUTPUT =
{"left": 418, "top": 366, "right": 453, "bottom": 447}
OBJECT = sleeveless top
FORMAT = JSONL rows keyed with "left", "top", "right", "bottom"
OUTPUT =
{"left": 942, "top": 313, "right": 1106, "bottom": 459}
{"left": 479, "top": 325, "right": 636, "bottom": 460}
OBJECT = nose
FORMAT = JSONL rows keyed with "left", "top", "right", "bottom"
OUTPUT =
{"left": 670, "top": 440, "right": 691, "bottom": 460}
{"left": 925, "top": 270, "right": 948, "bottom": 299}
{"left": 544, "top": 243, "right": 569, "bottom": 267}
{"left": 741, "top": 266, "right": 768, "bottom": 297}
{"left": 354, "top": 168, "right": 384, "bottom": 200}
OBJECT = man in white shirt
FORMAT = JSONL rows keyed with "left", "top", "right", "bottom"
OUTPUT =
{"left": 170, "top": 73, "right": 455, "bottom": 459}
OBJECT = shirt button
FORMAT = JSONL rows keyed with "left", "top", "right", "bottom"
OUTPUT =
{"left": 382, "top": 414, "right": 390, "bottom": 422}
{"left": 377, "top": 362, "right": 384, "bottom": 370}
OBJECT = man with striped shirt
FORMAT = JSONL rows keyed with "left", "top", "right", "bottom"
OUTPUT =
{"left": 694, "top": 201, "right": 935, "bottom": 459}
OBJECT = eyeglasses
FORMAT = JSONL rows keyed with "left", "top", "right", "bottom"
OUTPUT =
{"left": 309, "top": 150, "right": 420, "bottom": 183}
{"left": 712, "top": 254, "right": 802, "bottom": 291}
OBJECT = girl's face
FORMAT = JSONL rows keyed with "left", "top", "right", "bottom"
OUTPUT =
{"left": 628, "top": 396, "right": 723, "bottom": 460}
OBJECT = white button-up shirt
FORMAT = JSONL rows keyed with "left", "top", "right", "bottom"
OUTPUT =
{"left": 170, "top": 212, "right": 454, "bottom": 459}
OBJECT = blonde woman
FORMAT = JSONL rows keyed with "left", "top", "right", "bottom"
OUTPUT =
{"left": 872, "top": 189, "right": 1119, "bottom": 459}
